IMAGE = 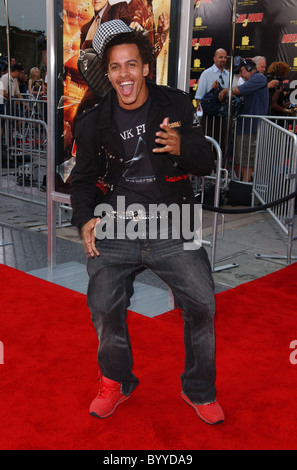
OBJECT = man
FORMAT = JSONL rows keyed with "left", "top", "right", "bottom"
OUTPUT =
{"left": 194, "top": 49, "right": 229, "bottom": 156}
{"left": 0, "top": 63, "right": 29, "bottom": 119}
{"left": 219, "top": 59, "right": 269, "bottom": 182}
{"left": 237, "top": 56, "right": 278, "bottom": 89}
{"left": 80, "top": 0, "right": 132, "bottom": 50}
{"left": 195, "top": 48, "right": 229, "bottom": 111}
{"left": 1, "top": 63, "right": 24, "bottom": 102}
{"left": 253, "top": 56, "right": 267, "bottom": 75}
{"left": 71, "top": 20, "right": 224, "bottom": 425}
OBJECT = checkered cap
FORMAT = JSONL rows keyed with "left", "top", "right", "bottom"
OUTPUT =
{"left": 92, "top": 20, "right": 133, "bottom": 60}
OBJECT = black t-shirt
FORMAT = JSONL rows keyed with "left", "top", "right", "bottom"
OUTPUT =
{"left": 108, "top": 97, "right": 163, "bottom": 210}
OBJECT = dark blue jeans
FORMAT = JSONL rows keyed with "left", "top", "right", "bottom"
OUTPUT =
{"left": 87, "top": 223, "right": 217, "bottom": 405}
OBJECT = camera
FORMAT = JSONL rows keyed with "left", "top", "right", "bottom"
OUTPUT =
{"left": 267, "top": 73, "right": 290, "bottom": 90}
{"left": 266, "top": 62, "right": 291, "bottom": 91}
{"left": 278, "top": 80, "right": 290, "bottom": 91}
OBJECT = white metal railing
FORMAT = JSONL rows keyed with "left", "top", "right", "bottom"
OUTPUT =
{"left": 0, "top": 114, "right": 47, "bottom": 205}
{"left": 253, "top": 117, "right": 297, "bottom": 264}
{"left": 10, "top": 96, "right": 47, "bottom": 124}
{"left": 202, "top": 136, "right": 234, "bottom": 272}
{"left": 197, "top": 113, "right": 297, "bottom": 264}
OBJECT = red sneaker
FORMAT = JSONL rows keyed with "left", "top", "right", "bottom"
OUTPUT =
{"left": 90, "top": 375, "right": 130, "bottom": 418}
{"left": 181, "top": 392, "right": 224, "bottom": 425}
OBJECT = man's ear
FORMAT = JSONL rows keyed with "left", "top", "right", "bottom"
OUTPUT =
{"left": 143, "top": 63, "right": 150, "bottom": 77}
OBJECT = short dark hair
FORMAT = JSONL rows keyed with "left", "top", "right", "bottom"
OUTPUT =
{"left": 101, "top": 30, "right": 154, "bottom": 74}
{"left": 12, "top": 63, "right": 24, "bottom": 72}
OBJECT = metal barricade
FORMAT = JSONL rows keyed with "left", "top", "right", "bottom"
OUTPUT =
{"left": 267, "top": 115, "right": 297, "bottom": 133}
{"left": 203, "top": 114, "right": 226, "bottom": 150}
{"left": 191, "top": 136, "right": 233, "bottom": 272}
{"left": 201, "top": 114, "right": 256, "bottom": 183}
{"left": 0, "top": 114, "right": 47, "bottom": 205}
{"left": 204, "top": 136, "right": 236, "bottom": 272}
{"left": 200, "top": 114, "right": 297, "bottom": 266}
{"left": 231, "top": 115, "right": 259, "bottom": 182}
{"left": 11, "top": 96, "right": 47, "bottom": 124}
{"left": 253, "top": 117, "right": 297, "bottom": 264}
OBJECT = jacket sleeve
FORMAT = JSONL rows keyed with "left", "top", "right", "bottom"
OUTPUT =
{"left": 171, "top": 94, "right": 215, "bottom": 177}
{"left": 70, "top": 110, "right": 104, "bottom": 231}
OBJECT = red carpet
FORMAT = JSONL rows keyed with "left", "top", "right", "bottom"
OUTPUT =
{"left": 1, "top": 262, "right": 297, "bottom": 450}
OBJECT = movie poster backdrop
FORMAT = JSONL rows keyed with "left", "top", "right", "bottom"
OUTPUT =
{"left": 190, "top": 0, "right": 297, "bottom": 102}
{"left": 54, "top": 0, "right": 180, "bottom": 193}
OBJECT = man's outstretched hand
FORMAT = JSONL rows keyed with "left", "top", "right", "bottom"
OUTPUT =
{"left": 153, "top": 117, "right": 181, "bottom": 156}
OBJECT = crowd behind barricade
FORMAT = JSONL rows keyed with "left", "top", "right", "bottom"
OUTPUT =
{"left": 0, "top": 42, "right": 297, "bottom": 203}
{"left": 194, "top": 50, "right": 297, "bottom": 186}
{"left": 0, "top": 56, "right": 47, "bottom": 121}
{"left": 0, "top": 55, "right": 47, "bottom": 195}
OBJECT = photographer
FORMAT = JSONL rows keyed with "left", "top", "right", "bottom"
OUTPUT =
{"left": 267, "top": 61, "right": 295, "bottom": 118}
{"left": 219, "top": 59, "right": 269, "bottom": 182}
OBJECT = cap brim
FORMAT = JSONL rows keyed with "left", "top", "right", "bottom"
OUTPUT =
{"left": 77, "top": 48, "right": 112, "bottom": 98}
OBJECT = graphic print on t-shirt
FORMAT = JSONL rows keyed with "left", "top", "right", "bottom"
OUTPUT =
{"left": 110, "top": 98, "right": 163, "bottom": 208}
{"left": 122, "top": 133, "right": 156, "bottom": 184}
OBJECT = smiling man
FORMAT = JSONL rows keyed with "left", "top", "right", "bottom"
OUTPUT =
{"left": 106, "top": 42, "right": 149, "bottom": 109}
{"left": 71, "top": 20, "right": 224, "bottom": 426}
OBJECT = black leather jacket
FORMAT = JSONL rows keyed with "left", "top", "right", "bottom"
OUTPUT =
{"left": 70, "top": 81, "right": 215, "bottom": 230}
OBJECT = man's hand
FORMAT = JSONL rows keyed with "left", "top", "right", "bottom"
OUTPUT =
{"left": 153, "top": 117, "right": 181, "bottom": 156}
{"left": 81, "top": 217, "right": 100, "bottom": 258}
{"left": 268, "top": 80, "right": 279, "bottom": 89}
{"left": 196, "top": 100, "right": 202, "bottom": 112}
{"left": 218, "top": 88, "right": 229, "bottom": 102}
{"left": 212, "top": 80, "right": 220, "bottom": 90}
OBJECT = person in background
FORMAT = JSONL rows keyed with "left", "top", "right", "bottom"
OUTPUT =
{"left": 237, "top": 56, "right": 279, "bottom": 90}
{"left": 28, "top": 67, "right": 44, "bottom": 98}
{"left": 0, "top": 63, "right": 30, "bottom": 137}
{"left": 19, "top": 70, "right": 29, "bottom": 95}
{"left": 253, "top": 56, "right": 267, "bottom": 75}
{"left": 219, "top": 59, "right": 269, "bottom": 182}
{"left": 194, "top": 49, "right": 229, "bottom": 156}
{"left": 0, "top": 63, "right": 29, "bottom": 113}
{"left": 80, "top": 0, "right": 132, "bottom": 50}
{"left": 267, "top": 61, "right": 295, "bottom": 119}
{"left": 195, "top": 48, "right": 229, "bottom": 112}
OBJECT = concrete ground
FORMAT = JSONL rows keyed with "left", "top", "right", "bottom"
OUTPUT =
{"left": 0, "top": 193, "right": 296, "bottom": 296}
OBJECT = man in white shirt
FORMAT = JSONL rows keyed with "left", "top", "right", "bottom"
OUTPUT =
{"left": 0, "top": 63, "right": 30, "bottom": 139}
{"left": 0, "top": 63, "right": 29, "bottom": 113}
{"left": 1, "top": 64, "right": 22, "bottom": 100}
{"left": 195, "top": 49, "right": 229, "bottom": 111}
